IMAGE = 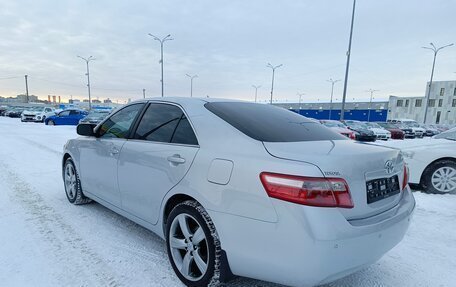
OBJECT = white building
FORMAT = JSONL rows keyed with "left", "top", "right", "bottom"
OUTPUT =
{"left": 387, "top": 80, "right": 456, "bottom": 124}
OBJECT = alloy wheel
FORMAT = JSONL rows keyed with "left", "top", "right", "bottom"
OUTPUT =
{"left": 169, "top": 213, "right": 209, "bottom": 281}
{"left": 64, "top": 163, "right": 77, "bottom": 201}
{"left": 431, "top": 166, "right": 456, "bottom": 193}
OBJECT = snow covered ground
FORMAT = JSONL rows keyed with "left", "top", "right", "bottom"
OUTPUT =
{"left": 0, "top": 116, "right": 455, "bottom": 287}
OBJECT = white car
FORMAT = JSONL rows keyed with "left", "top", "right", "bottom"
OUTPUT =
{"left": 63, "top": 98, "right": 415, "bottom": 287}
{"left": 21, "top": 106, "right": 55, "bottom": 123}
{"left": 375, "top": 128, "right": 456, "bottom": 194}
{"left": 365, "top": 122, "right": 391, "bottom": 140}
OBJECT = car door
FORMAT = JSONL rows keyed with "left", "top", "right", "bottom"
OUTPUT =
{"left": 78, "top": 103, "right": 145, "bottom": 207}
{"left": 56, "top": 110, "right": 70, "bottom": 125}
{"left": 117, "top": 103, "right": 199, "bottom": 224}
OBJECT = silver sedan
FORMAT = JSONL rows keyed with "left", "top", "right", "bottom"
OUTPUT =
{"left": 62, "top": 98, "right": 415, "bottom": 287}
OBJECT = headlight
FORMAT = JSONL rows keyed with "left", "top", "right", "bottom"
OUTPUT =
{"left": 401, "top": 151, "right": 415, "bottom": 159}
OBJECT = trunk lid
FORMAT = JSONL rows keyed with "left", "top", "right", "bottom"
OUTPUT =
{"left": 263, "top": 140, "right": 405, "bottom": 220}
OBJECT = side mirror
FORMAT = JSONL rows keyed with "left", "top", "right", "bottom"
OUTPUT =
{"left": 77, "top": 123, "right": 97, "bottom": 137}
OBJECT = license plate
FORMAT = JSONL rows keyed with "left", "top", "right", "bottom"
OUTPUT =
{"left": 366, "top": 175, "right": 400, "bottom": 204}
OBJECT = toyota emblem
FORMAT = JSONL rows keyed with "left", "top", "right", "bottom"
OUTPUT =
{"left": 385, "top": 160, "right": 394, "bottom": 174}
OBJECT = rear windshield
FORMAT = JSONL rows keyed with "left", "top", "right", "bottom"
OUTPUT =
{"left": 205, "top": 102, "right": 346, "bottom": 142}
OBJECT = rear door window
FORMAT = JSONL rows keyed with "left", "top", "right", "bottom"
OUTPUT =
{"left": 205, "top": 102, "right": 345, "bottom": 142}
{"left": 134, "top": 103, "right": 198, "bottom": 145}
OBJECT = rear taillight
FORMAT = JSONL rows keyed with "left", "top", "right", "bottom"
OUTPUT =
{"left": 402, "top": 164, "right": 409, "bottom": 190}
{"left": 260, "top": 172, "right": 354, "bottom": 208}
{"left": 349, "top": 132, "right": 356, "bottom": 140}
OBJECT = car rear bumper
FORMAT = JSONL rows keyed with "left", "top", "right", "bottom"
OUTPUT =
{"left": 210, "top": 186, "right": 415, "bottom": 287}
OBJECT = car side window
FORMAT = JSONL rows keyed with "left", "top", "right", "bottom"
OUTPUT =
{"left": 98, "top": 104, "right": 144, "bottom": 139}
{"left": 70, "top": 110, "right": 80, "bottom": 115}
{"left": 171, "top": 115, "right": 198, "bottom": 145}
{"left": 134, "top": 104, "right": 182, "bottom": 143}
{"left": 45, "top": 108, "right": 51, "bottom": 112}
{"left": 59, "top": 111, "right": 70, "bottom": 117}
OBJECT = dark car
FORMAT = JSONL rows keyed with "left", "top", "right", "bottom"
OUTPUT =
{"left": 79, "top": 109, "right": 111, "bottom": 125}
{"left": 341, "top": 120, "right": 376, "bottom": 142}
{"left": 376, "top": 122, "right": 405, "bottom": 140}
{"left": 0, "top": 106, "right": 8, "bottom": 116}
{"left": 7, "top": 107, "right": 26, "bottom": 118}
{"left": 45, "top": 109, "right": 88, "bottom": 125}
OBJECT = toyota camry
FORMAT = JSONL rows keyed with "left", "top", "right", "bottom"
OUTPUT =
{"left": 62, "top": 98, "right": 415, "bottom": 287}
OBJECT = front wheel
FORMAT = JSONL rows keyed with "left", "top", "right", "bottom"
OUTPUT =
{"left": 63, "top": 158, "right": 92, "bottom": 204}
{"left": 166, "top": 200, "right": 221, "bottom": 287}
{"left": 422, "top": 160, "right": 456, "bottom": 194}
{"left": 47, "top": 120, "right": 55, "bottom": 126}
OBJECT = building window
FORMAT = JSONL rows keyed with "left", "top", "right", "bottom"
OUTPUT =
{"left": 428, "top": 99, "right": 436, "bottom": 107}
{"left": 438, "top": 99, "right": 443, "bottom": 107}
{"left": 405, "top": 99, "right": 409, "bottom": 107}
{"left": 452, "top": 99, "right": 456, "bottom": 107}
{"left": 415, "top": 99, "right": 422, "bottom": 107}
{"left": 397, "top": 99, "right": 403, "bottom": 107}
{"left": 440, "top": 88, "right": 445, "bottom": 96}
{"left": 454, "top": 87, "right": 456, "bottom": 96}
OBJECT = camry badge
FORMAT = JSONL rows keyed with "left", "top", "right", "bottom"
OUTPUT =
{"left": 385, "top": 160, "right": 394, "bottom": 174}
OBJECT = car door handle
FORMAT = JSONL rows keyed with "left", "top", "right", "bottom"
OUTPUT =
{"left": 167, "top": 154, "right": 186, "bottom": 165}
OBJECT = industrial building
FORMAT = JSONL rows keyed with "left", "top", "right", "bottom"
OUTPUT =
{"left": 275, "top": 80, "right": 456, "bottom": 124}
{"left": 388, "top": 80, "right": 456, "bottom": 124}
{"left": 275, "top": 101, "right": 389, "bottom": 122}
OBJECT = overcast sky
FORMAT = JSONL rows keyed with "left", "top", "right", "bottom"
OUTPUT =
{"left": 0, "top": 0, "right": 455, "bottom": 103}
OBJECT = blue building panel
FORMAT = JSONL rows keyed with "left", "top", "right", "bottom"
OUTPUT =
{"left": 291, "top": 109, "right": 387, "bottom": 122}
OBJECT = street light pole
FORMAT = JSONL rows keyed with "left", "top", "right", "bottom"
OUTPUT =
{"left": 366, "top": 89, "right": 379, "bottom": 122}
{"left": 340, "top": 0, "right": 357, "bottom": 121}
{"left": 327, "top": 78, "right": 341, "bottom": 120}
{"left": 422, "top": 42, "right": 454, "bottom": 123}
{"left": 186, "top": 74, "right": 198, "bottom": 97}
{"left": 77, "top": 55, "right": 95, "bottom": 110}
{"left": 252, "top": 85, "right": 261, "bottom": 102}
{"left": 297, "top": 92, "right": 305, "bottom": 111}
{"left": 24, "top": 75, "right": 29, "bottom": 103}
{"left": 267, "top": 63, "right": 283, "bottom": 104}
{"left": 148, "top": 33, "right": 173, "bottom": 97}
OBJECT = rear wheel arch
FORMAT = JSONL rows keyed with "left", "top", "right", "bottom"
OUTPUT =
{"left": 163, "top": 194, "right": 197, "bottom": 232}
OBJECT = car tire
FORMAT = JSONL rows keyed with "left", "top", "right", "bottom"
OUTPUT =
{"left": 47, "top": 120, "right": 55, "bottom": 125}
{"left": 63, "top": 158, "right": 92, "bottom": 205}
{"left": 166, "top": 200, "right": 221, "bottom": 287}
{"left": 421, "top": 160, "right": 456, "bottom": 194}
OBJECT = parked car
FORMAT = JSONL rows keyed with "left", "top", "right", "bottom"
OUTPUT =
{"left": 63, "top": 98, "right": 414, "bottom": 287}
{"left": 342, "top": 120, "right": 377, "bottom": 142}
{"left": 376, "top": 122, "right": 406, "bottom": 140}
{"left": 6, "top": 107, "right": 26, "bottom": 118}
{"left": 45, "top": 109, "right": 88, "bottom": 125}
{"left": 0, "top": 106, "right": 8, "bottom": 116}
{"left": 377, "top": 127, "right": 456, "bottom": 194}
{"left": 388, "top": 119, "right": 425, "bottom": 138}
{"left": 364, "top": 122, "right": 391, "bottom": 140}
{"left": 320, "top": 120, "right": 356, "bottom": 139}
{"left": 78, "top": 109, "right": 111, "bottom": 124}
{"left": 21, "top": 106, "right": 55, "bottom": 123}
{"left": 421, "top": 125, "right": 440, "bottom": 137}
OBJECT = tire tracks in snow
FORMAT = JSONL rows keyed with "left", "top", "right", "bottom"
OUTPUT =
{"left": 0, "top": 160, "right": 121, "bottom": 287}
